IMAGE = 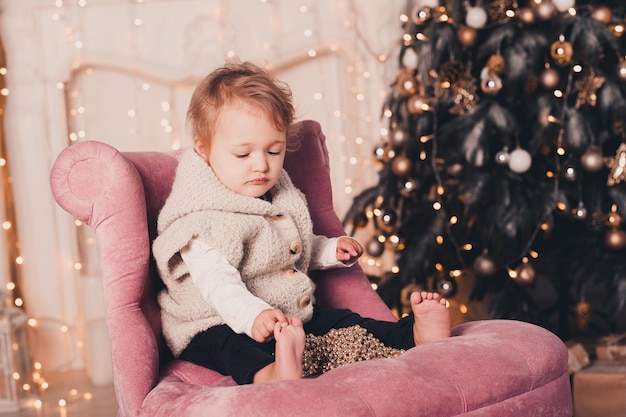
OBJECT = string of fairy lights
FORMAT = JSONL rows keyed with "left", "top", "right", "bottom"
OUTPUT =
{"left": 1, "top": 0, "right": 398, "bottom": 412}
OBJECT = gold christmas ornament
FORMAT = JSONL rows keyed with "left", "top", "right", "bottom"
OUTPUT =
{"left": 473, "top": 254, "right": 497, "bottom": 276}
{"left": 591, "top": 5, "right": 613, "bottom": 25}
{"left": 366, "top": 237, "right": 385, "bottom": 257}
{"left": 575, "top": 301, "right": 592, "bottom": 329}
{"left": 605, "top": 228, "right": 626, "bottom": 250}
{"left": 540, "top": 67, "right": 560, "bottom": 89}
{"left": 534, "top": 1, "right": 557, "bottom": 20}
{"left": 391, "top": 155, "right": 413, "bottom": 177}
{"left": 517, "top": 7, "right": 536, "bottom": 25}
{"left": 580, "top": 145, "right": 604, "bottom": 172}
{"left": 550, "top": 37, "right": 573, "bottom": 66}
{"left": 457, "top": 25, "right": 478, "bottom": 47}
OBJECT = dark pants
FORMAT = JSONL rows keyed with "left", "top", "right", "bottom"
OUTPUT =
{"left": 180, "top": 306, "right": 415, "bottom": 384}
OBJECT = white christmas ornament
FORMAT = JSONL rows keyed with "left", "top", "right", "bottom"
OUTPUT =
{"left": 552, "top": 0, "right": 575, "bottom": 13}
{"left": 466, "top": 7, "right": 488, "bottom": 29}
{"left": 508, "top": 148, "right": 532, "bottom": 173}
{"left": 402, "top": 48, "right": 418, "bottom": 69}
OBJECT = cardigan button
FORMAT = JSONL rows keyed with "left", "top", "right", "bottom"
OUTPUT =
{"left": 289, "top": 241, "right": 302, "bottom": 254}
{"left": 298, "top": 295, "right": 311, "bottom": 309}
{"left": 284, "top": 268, "right": 297, "bottom": 277}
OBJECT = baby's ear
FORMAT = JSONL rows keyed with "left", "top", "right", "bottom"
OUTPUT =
{"left": 193, "top": 137, "right": 209, "bottom": 162}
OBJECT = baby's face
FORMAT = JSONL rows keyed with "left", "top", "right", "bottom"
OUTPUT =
{"left": 205, "top": 103, "right": 286, "bottom": 198}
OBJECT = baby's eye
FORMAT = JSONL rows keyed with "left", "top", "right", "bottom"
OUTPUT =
{"left": 268, "top": 151, "right": 281, "bottom": 155}
{"left": 235, "top": 153, "right": 249, "bottom": 158}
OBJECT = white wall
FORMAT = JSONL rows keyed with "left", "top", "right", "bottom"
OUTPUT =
{"left": 0, "top": 0, "right": 404, "bottom": 376}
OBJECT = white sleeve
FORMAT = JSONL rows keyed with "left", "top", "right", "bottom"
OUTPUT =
{"left": 309, "top": 235, "right": 354, "bottom": 270}
{"left": 180, "top": 237, "right": 272, "bottom": 338}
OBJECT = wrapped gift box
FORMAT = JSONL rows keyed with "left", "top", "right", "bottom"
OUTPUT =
{"left": 567, "top": 340, "right": 591, "bottom": 374}
{"left": 573, "top": 360, "right": 626, "bottom": 417}
{"left": 597, "top": 333, "right": 626, "bottom": 361}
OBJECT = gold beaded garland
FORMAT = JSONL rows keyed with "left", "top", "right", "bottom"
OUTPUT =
{"left": 302, "top": 325, "right": 405, "bottom": 377}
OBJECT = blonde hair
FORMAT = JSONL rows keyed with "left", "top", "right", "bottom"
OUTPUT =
{"left": 187, "top": 61, "right": 296, "bottom": 149}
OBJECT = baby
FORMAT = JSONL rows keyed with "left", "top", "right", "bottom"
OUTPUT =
{"left": 152, "top": 60, "right": 451, "bottom": 384}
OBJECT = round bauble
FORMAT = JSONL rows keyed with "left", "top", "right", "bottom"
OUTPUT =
{"left": 591, "top": 5, "right": 612, "bottom": 25}
{"left": 391, "top": 129, "right": 407, "bottom": 147}
{"left": 552, "top": 0, "right": 575, "bottom": 13}
{"left": 605, "top": 229, "right": 626, "bottom": 250}
{"left": 402, "top": 47, "right": 419, "bottom": 69}
{"left": 517, "top": 7, "right": 536, "bottom": 25}
{"left": 366, "top": 237, "right": 386, "bottom": 257}
{"left": 540, "top": 67, "right": 560, "bottom": 89}
{"left": 550, "top": 39, "right": 573, "bottom": 66}
{"left": 457, "top": 25, "right": 478, "bottom": 47}
{"left": 508, "top": 148, "right": 532, "bottom": 173}
{"left": 535, "top": 1, "right": 556, "bottom": 20}
{"left": 466, "top": 6, "right": 488, "bottom": 29}
{"left": 580, "top": 145, "right": 604, "bottom": 172}
{"left": 515, "top": 263, "right": 536, "bottom": 285}
{"left": 391, "top": 155, "right": 412, "bottom": 177}
{"left": 473, "top": 254, "right": 497, "bottom": 276}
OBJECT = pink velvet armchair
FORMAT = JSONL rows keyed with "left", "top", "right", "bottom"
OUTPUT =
{"left": 50, "top": 120, "right": 572, "bottom": 417}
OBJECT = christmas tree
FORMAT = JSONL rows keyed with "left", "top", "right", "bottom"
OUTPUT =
{"left": 344, "top": 0, "right": 626, "bottom": 340}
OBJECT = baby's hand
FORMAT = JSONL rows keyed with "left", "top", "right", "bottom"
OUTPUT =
{"left": 336, "top": 237, "right": 363, "bottom": 264}
{"left": 251, "top": 308, "right": 287, "bottom": 343}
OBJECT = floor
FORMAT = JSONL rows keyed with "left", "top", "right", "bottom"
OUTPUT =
{"left": 7, "top": 370, "right": 117, "bottom": 417}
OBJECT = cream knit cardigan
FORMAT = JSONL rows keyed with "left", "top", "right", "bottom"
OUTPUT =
{"left": 153, "top": 149, "right": 316, "bottom": 356}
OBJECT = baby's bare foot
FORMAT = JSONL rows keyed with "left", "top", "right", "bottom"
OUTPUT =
{"left": 273, "top": 317, "right": 305, "bottom": 381}
{"left": 411, "top": 291, "right": 451, "bottom": 346}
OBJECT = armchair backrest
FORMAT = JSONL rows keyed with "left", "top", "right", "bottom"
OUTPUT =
{"left": 50, "top": 120, "right": 394, "bottom": 416}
